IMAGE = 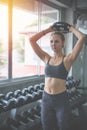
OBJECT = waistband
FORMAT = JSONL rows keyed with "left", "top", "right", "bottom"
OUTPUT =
{"left": 43, "top": 90, "right": 67, "bottom": 98}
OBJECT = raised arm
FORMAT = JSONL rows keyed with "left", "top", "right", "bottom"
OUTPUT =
{"left": 69, "top": 26, "right": 86, "bottom": 62}
{"left": 29, "top": 27, "right": 53, "bottom": 63}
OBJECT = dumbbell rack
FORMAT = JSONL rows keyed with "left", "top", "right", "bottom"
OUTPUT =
{"left": 0, "top": 82, "right": 44, "bottom": 130}
{"left": 66, "top": 76, "right": 87, "bottom": 130}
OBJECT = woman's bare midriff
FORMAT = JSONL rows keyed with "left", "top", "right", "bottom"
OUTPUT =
{"left": 44, "top": 77, "right": 67, "bottom": 94}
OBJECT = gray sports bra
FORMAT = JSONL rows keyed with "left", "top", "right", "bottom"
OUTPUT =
{"left": 45, "top": 58, "right": 68, "bottom": 80}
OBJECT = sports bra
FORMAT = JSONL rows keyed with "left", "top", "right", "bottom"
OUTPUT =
{"left": 45, "top": 58, "right": 68, "bottom": 80}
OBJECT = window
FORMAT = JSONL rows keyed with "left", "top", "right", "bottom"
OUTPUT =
{"left": 0, "top": 0, "right": 60, "bottom": 81}
{"left": 12, "top": 8, "right": 38, "bottom": 78}
{"left": 0, "top": 4, "right": 8, "bottom": 80}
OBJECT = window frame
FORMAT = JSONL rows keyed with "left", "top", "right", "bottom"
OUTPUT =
{"left": 0, "top": 0, "right": 61, "bottom": 84}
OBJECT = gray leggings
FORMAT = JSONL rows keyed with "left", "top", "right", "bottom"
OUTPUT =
{"left": 41, "top": 90, "right": 70, "bottom": 130}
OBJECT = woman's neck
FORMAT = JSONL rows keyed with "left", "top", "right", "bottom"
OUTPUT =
{"left": 53, "top": 51, "right": 64, "bottom": 58}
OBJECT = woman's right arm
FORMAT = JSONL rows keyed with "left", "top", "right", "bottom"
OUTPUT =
{"left": 29, "top": 26, "right": 52, "bottom": 63}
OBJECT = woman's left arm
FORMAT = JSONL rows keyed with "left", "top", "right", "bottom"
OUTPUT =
{"left": 69, "top": 25, "right": 86, "bottom": 62}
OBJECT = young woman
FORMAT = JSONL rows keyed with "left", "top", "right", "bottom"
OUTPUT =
{"left": 29, "top": 23, "right": 86, "bottom": 130}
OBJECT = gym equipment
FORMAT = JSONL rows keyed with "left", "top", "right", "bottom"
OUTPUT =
{"left": 4, "top": 117, "right": 27, "bottom": 130}
{"left": 0, "top": 93, "right": 17, "bottom": 110}
{"left": 5, "top": 91, "right": 14, "bottom": 100}
{"left": 33, "top": 84, "right": 43, "bottom": 98}
{"left": 31, "top": 104, "right": 41, "bottom": 117}
{"left": 15, "top": 105, "right": 41, "bottom": 130}
{"left": 22, "top": 107, "right": 40, "bottom": 121}
{"left": 0, "top": 103, "right": 4, "bottom": 113}
{"left": 13, "top": 89, "right": 32, "bottom": 106}
{"left": 14, "top": 89, "right": 22, "bottom": 98}
{"left": 27, "top": 86, "right": 34, "bottom": 93}
{"left": 51, "top": 21, "right": 71, "bottom": 33}
{"left": 39, "top": 82, "right": 44, "bottom": 90}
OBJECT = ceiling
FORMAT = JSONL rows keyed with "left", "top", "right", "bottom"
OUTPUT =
{"left": 47, "top": 0, "right": 87, "bottom": 12}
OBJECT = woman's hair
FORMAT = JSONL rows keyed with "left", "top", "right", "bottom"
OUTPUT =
{"left": 51, "top": 31, "right": 65, "bottom": 42}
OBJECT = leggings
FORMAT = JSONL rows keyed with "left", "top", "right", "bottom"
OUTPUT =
{"left": 41, "top": 90, "right": 70, "bottom": 130}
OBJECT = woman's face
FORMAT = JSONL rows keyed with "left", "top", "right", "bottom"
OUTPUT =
{"left": 50, "top": 34, "right": 64, "bottom": 52}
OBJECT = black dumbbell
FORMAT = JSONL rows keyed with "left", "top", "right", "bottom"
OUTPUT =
{"left": 25, "top": 86, "right": 41, "bottom": 101}
{"left": 66, "top": 76, "right": 73, "bottom": 81}
{"left": 22, "top": 88, "right": 29, "bottom": 96}
{"left": 23, "top": 110, "right": 36, "bottom": 121}
{"left": 27, "top": 86, "right": 34, "bottom": 94}
{"left": 34, "top": 84, "right": 40, "bottom": 91}
{"left": 14, "top": 89, "right": 22, "bottom": 98}
{"left": 66, "top": 80, "right": 74, "bottom": 89}
{"left": 23, "top": 107, "right": 41, "bottom": 121}
{"left": 29, "top": 91, "right": 40, "bottom": 101}
{"left": 33, "top": 104, "right": 41, "bottom": 116}
{"left": 22, "top": 110, "right": 34, "bottom": 122}
{"left": 22, "top": 109, "right": 42, "bottom": 130}
{"left": 22, "top": 87, "right": 40, "bottom": 103}
{"left": 75, "top": 79, "right": 81, "bottom": 87}
{"left": 0, "top": 93, "right": 17, "bottom": 110}
{"left": 33, "top": 84, "right": 43, "bottom": 99}
{"left": 15, "top": 114, "right": 30, "bottom": 124}
{"left": 13, "top": 89, "right": 27, "bottom": 106}
{"left": 30, "top": 105, "right": 41, "bottom": 118}
{"left": 24, "top": 108, "right": 41, "bottom": 129}
{"left": 21, "top": 88, "right": 33, "bottom": 103}
{"left": 5, "top": 91, "right": 14, "bottom": 100}
{"left": 16, "top": 95, "right": 27, "bottom": 106}
{"left": 14, "top": 89, "right": 38, "bottom": 105}
{"left": 22, "top": 111, "right": 41, "bottom": 130}
{"left": 5, "top": 117, "right": 27, "bottom": 130}
{"left": 39, "top": 82, "right": 44, "bottom": 90}
{"left": 0, "top": 103, "right": 4, "bottom": 113}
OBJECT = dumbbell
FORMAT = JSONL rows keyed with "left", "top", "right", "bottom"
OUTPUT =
{"left": 66, "top": 76, "right": 73, "bottom": 81}
{"left": 23, "top": 110, "right": 36, "bottom": 121}
{"left": 75, "top": 79, "right": 81, "bottom": 87}
{"left": 68, "top": 89, "right": 82, "bottom": 103}
{"left": 22, "top": 86, "right": 41, "bottom": 101}
{"left": 66, "top": 80, "right": 74, "bottom": 89}
{"left": 0, "top": 103, "right": 4, "bottom": 113}
{"left": 5, "top": 117, "right": 27, "bottom": 130}
{"left": 27, "top": 85, "right": 34, "bottom": 93}
{"left": 21, "top": 110, "right": 41, "bottom": 130}
{"left": 29, "top": 108, "right": 40, "bottom": 119}
{"left": 31, "top": 105, "right": 41, "bottom": 117}
{"left": 34, "top": 84, "right": 43, "bottom": 98}
{"left": 15, "top": 114, "right": 30, "bottom": 124}
{"left": 0, "top": 93, "right": 17, "bottom": 110}
{"left": 39, "top": 82, "right": 44, "bottom": 90}
{"left": 22, "top": 88, "right": 29, "bottom": 95}
{"left": 12, "top": 90, "right": 26, "bottom": 106}
{"left": 23, "top": 108, "right": 40, "bottom": 121}
{"left": 5, "top": 91, "right": 19, "bottom": 108}
{"left": 14, "top": 89, "right": 32, "bottom": 106}
{"left": 21, "top": 88, "right": 33, "bottom": 104}
{"left": 22, "top": 109, "right": 41, "bottom": 130}
{"left": 14, "top": 88, "right": 39, "bottom": 105}
{"left": 5, "top": 91, "right": 14, "bottom": 100}
{"left": 51, "top": 21, "right": 71, "bottom": 33}
{"left": 24, "top": 107, "right": 42, "bottom": 129}
{"left": 27, "top": 85, "right": 42, "bottom": 101}
{"left": 14, "top": 89, "right": 22, "bottom": 98}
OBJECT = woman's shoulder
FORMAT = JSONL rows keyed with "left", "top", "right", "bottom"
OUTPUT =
{"left": 44, "top": 55, "right": 51, "bottom": 64}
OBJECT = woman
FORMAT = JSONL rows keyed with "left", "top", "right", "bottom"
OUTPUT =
{"left": 29, "top": 23, "right": 85, "bottom": 130}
